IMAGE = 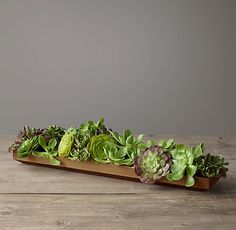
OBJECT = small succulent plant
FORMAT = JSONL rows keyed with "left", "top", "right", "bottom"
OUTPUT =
{"left": 69, "top": 148, "right": 90, "bottom": 161}
{"left": 166, "top": 143, "right": 204, "bottom": 187}
{"left": 109, "top": 129, "right": 146, "bottom": 162}
{"left": 87, "top": 134, "right": 116, "bottom": 163}
{"left": 8, "top": 126, "right": 45, "bottom": 153}
{"left": 134, "top": 145, "right": 172, "bottom": 184}
{"left": 33, "top": 136, "right": 60, "bottom": 165}
{"left": 17, "top": 126, "right": 45, "bottom": 140}
{"left": 79, "top": 118, "right": 108, "bottom": 137}
{"left": 194, "top": 153, "right": 229, "bottom": 178}
{"left": 58, "top": 127, "right": 77, "bottom": 158}
{"left": 44, "top": 125, "right": 65, "bottom": 144}
{"left": 16, "top": 136, "right": 39, "bottom": 158}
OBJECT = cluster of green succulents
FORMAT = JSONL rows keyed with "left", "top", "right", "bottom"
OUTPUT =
{"left": 165, "top": 142, "right": 204, "bottom": 187}
{"left": 194, "top": 153, "right": 229, "bottom": 178}
{"left": 8, "top": 126, "right": 45, "bottom": 153}
{"left": 69, "top": 119, "right": 108, "bottom": 161}
{"left": 9, "top": 118, "right": 229, "bottom": 187}
{"left": 8, "top": 125, "right": 64, "bottom": 153}
{"left": 44, "top": 125, "right": 65, "bottom": 144}
{"left": 85, "top": 129, "right": 146, "bottom": 166}
{"left": 134, "top": 139, "right": 229, "bottom": 187}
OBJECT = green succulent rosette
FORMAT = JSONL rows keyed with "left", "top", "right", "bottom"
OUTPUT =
{"left": 194, "top": 153, "right": 229, "bottom": 178}
{"left": 87, "top": 134, "right": 116, "bottom": 163}
{"left": 17, "top": 136, "right": 39, "bottom": 158}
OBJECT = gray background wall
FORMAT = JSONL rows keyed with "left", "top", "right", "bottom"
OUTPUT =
{"left": 0, "top": 0, "right": 236, "bottom": 135}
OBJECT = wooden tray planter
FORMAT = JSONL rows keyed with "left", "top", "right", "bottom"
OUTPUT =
{"left": 13, "top": 152, "right": 222, "bottom": 191}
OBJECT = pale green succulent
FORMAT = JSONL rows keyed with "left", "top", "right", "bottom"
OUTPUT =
{"left": 58, "top": 127, "right": 77, "bottom": 158}
{"left": 87, "top": 134, "right": 116, "bottom": 163}
{"left": 33, "top": 136, "right": 60, "bottom": 166}
{"left": 109, "top": 129, "right": 147, "bottom": 163}
{"left": 166, "top": 143, "right": 204, "bottom": 187}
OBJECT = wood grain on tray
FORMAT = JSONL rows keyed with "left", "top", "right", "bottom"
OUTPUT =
{"left": 13, "top": 151, "right": 221, "bottom": 190}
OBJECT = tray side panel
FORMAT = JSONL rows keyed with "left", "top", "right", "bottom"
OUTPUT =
{"left": 13, "top": 152, "right": 217, "bottom": 190}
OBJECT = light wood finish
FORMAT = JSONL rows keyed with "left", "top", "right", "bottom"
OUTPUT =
{"left": 0, "top": 135, "right": 236, "bottom": 229}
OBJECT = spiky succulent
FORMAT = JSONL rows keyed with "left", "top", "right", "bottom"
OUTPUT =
{"left": 69, "top": 148, "right": 90, "bottom": 161}
{"left": 17, "top": 126, "right": 45, "bottom": 140}
{"left": 79, "top": 118, "right": 108, "bottom": 137}
{"left": 17, "top": 136, "right": 39, "bottom": 158}
{"left": 194, "top": 153, "right": 229, "bottom": 178}
{"left": 44, "top": 125, "right": 65, "bottom": 144}
{"left": 58, "top": 127, "right": 77, "bottom": 158}
{"left": 8, "top": 126, "right": 45, "bottom": 153}
{"left": 134, "top": 145, "right": 172, "bottom": 184}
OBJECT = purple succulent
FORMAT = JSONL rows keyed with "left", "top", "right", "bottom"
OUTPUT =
{"left": 134, "top": 145, "right": 172, "bottom": 184}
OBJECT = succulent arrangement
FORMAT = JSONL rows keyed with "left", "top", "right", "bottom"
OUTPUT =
{"left": 9, "top": 118, "right": 229, "bottom": 187}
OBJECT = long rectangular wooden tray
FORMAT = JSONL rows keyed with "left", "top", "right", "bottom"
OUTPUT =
{"left": 13, "top": 152, "right": 221, "bottom": 190}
